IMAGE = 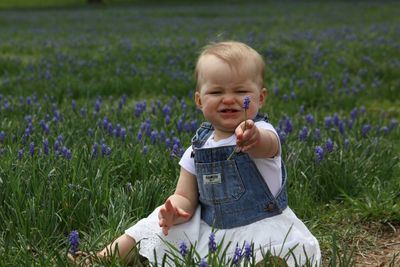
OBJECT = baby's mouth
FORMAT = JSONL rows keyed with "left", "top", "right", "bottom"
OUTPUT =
{"left": 220, "top": 108, "right": 239, "bottom": 113}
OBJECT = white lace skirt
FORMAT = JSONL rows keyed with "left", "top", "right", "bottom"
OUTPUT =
{"left": 125, "top": 206, "right": 321, "bottom": 266}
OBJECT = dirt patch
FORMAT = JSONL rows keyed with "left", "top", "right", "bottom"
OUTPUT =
{"left": 353, "top": 222, "right": 400, "bottom": 266}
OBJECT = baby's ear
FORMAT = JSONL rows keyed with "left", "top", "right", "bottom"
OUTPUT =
{"left": 195, "top": 91, "right": 202, "bottom": 109}
{"left": 259, "top": 88, "right": 267, "bottom": 106}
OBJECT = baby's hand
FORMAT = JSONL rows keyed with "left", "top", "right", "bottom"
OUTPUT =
{"left": 158, "top": 199, "right": 190, "bottom": 236}
{"left": 235, "top": 120, "right": 260, "bottom": 153}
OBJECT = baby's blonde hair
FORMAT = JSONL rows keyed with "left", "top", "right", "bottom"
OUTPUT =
{"left": 194, "top": 41, "right": 265, "bottom": 91}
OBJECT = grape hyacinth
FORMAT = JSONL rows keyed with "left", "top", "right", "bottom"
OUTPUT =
{"left": 244, "top": 241, "right": 252, "bottom": 261}
{"left": 208, "top": 232, "right": 217, "bottom": 253}
{"left": 315, "top": 146, "right": 324, "bottom": 162}
{"left": 227, "top": 96, "right": 250, "bottom": 160}
{"left": 198, "top": 258, "right": 208, "bottom": 267}
{"left": 233, "top": 246, "right": 243, "bottom": 265}
{"left": 325, "top": 138, "right": 334, "bottom": 153}
{"left": 68, "top": 230, "right": 80, "bottom": 256}
{"left": 179, "top": 241, "right": 188, "bottom": 257}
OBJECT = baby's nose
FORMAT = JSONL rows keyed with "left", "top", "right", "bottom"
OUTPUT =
{"left": 221, "top": 94, "right": 236, "bottom": 104}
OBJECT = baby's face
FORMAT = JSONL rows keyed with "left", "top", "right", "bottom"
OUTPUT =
{"left": 195, "top": 55, "right": 266, "bottom": 140}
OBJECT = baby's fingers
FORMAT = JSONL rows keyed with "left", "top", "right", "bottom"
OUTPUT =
{"left": 176, "top": 207, "right": 191, "bottom": 218}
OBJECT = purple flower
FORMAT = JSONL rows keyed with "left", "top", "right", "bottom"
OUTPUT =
{"left": 43, "top": 139, "right": 49, "bottom": 155}
{"left": 80, "top": 107, "right": 87, "bottom": 117}
{"left": 381, "top": 126, "right": 389, "bottom": 135}
{"left": 150, "top": 130, "right": 158, "bottom": 144}
{"left": 324, "top": 116, "right": 332, "bottom": 128}
{"left": 71, "top": 100, "right": 76, "bottom": 110}
{"left": 143, "top": 145, "right": 148, "bottom": 154}
{"left": 243, "top": 96, "right": 251, "bottom": 110}
{"left": 325, "top": 138, "right": 334, "bottom": 153}
{"left": 305, "top": 114, "right": 315, "bottom": 124}
{"left": 91, "top": 143, "right": 99, "bottom": 159}
{"left": 62, "top": 147, "right": 72, "bottom": 160}
{"left": 0, "top": 131, "right": 4, "bottom": 143}
{"left": 95, "top": 98, "right": 101, "bottom": 112}
{"left": 233, "top": 246, "right": 243, "bottom": 265}
{"left": 350, "top": 108, "right": 358, "bottom": 120}
{"left": 298, "top": 105, "right": 304, "bottom": 114}
{"left": 314, "top": 128, "right": 321, "bottom": 140}
{"left": 198, "top": 258, "right": 208, "bottom": 267}
{"left": 208, "top": 232, "right": 217, "bottom": 253}
{"left": 68, "top": 230, "right": 80, "bottom": 256}
{"left": 284, "top": 118, "right": 293, "bottom": 134}
{"left": 361, "top": 124, "right": 371, "bottom": 138}
{"left": 298, "top": 126, "right": 308, "bottom": 141}
{"left": 29, "top": 142, "right": 35, "bottom": 157}
{"left": 315, "top": 146, "right": 324, "bottom": 162}
{"left": 18, "top": 148, "right": 24, "bottom": 160}
{"left": 244, "top": 241, "right": 252, "bottom": 261}
{"left": 339, "top": 121, "right": 346, "bottom": 135}
{"left": 278, "top": 131, "right": 286, "bottom": 144}
{"left": 179, "top": 241, "right": 188, "bottom": 257}
{"left": 136, "top": 131, "right": 143, "bottom": 142}
{"left": 101, "top": 144, "right": 107, "bottom": 156}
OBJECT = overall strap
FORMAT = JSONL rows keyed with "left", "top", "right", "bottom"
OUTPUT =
{"left": 191, "top": 122, "right": 214, "bottom": 149}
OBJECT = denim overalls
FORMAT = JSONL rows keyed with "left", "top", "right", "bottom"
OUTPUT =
{"left": 191, "top": 114, "right": 288, "bottom": 229}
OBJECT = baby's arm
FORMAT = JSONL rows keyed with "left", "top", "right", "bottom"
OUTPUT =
{"left": 158, "top": 167, "right": 198, "bottom": 235}
{"left": 235, "top": 120, "right": 279, "bottom": 158}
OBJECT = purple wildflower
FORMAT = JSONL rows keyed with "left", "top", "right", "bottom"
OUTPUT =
{"left": 29, "top": 142, "right": 35, "bottom": 157}
{"left": 325, "top": 138, "right": 334, "bottom": 153}
{"left": 80, "top": 107, "right": 87, "bottom": 117}
{"left": 243, "top": 96, "right": 251, "bottom": 110}
{"left": 18, "top": 148, "right": 24, "bottom": 160}
{"left": 101, "top": 143, "right": 107, "bottom": 156}
{"left": 179, "top": 241, "right": 188, "bottom": 257}
{"left": 361, "top": 124, "right": 371, "bottom": 138}
{"left": 324, "top": 116, "right": 332, "bottom": 128}
{"left": 71, "top": 100, "right": 76, "bottom": 111}
{"left": 165, "top": 115, "right": 171, "bottom": 124}
{"left": 233, "top": 246, "right": 243, "bottom": 265}
{"left": 339, "top": 121, "right": 346, "bottom": 135}
{"left": 284, "top": 118, "right": 293, "bottom": 134}
{"left": 305, "top": 114, "right": 315, "bottom": 124}
{"left": 350, "top": 108, "right": 358, "bottom": 120}
{"left": 208, "top": 232, "right": 217, "bottom": 253}
{"left": 314, "top": 128, "right": 321, "bottom": 140}
{"left": 298, "top": 126, "right": 308, "bottom": 141}
{"left": 315, "top": 146, "right": 324, "bottom": 162}
{"left": 299, "top": 105, "right": 304, "bottom": 114}
{"left": 381, "top": 126, "right": 389, "bottom": 135}
{"left": 278, "top": 131, "right": 286, "bottom": 144}
{"left": 143, "top": 145, "right": 148, "bottom": 154}
{"left": 0, "top": 131, "right": 4, "bottom": 143}
{"left": 136, "top": 131, "right": 143, "bottom": 142}
{"left": 62, "top": 147, "right": 72, "bottom": 160}
{"left": 198, "top": 258, "right": 208, "bottom": 267}
{"left": 91, "top": 143, "right": 99, "bottom": 159}
{"left": 244, "top": 241, "right": 252, "bottom": 261}
{"left": 68, "top": 230, "right": 80, "bottom": 256}
{"left": 43, "top": 139, "right": 49, "bottom": 155}
{"left": 150, "top": 130, "right": 158, "bottom": 144}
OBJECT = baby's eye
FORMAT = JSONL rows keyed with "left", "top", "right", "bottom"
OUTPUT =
{"left": 208, "top": 91, "right": 221, "bottom": 95}
{"left": 237, "top": 90, "right": 249, "bottom": 94}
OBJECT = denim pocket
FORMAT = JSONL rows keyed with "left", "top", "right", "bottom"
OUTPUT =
{"left": 195, "top": 160, "right": 245, "bottom": 204}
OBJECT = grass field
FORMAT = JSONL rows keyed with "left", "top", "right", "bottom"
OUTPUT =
{"left": 0, "top": 2, "right": 399, "bottom": 266}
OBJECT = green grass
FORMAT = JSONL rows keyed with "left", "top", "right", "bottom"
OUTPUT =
{"left": 0, "top": 2, "right": 399, "bottom": 266}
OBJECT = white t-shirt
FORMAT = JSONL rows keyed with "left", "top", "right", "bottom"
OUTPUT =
{"left": 179, "top": 120, "right": 283, "bottom": 196}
